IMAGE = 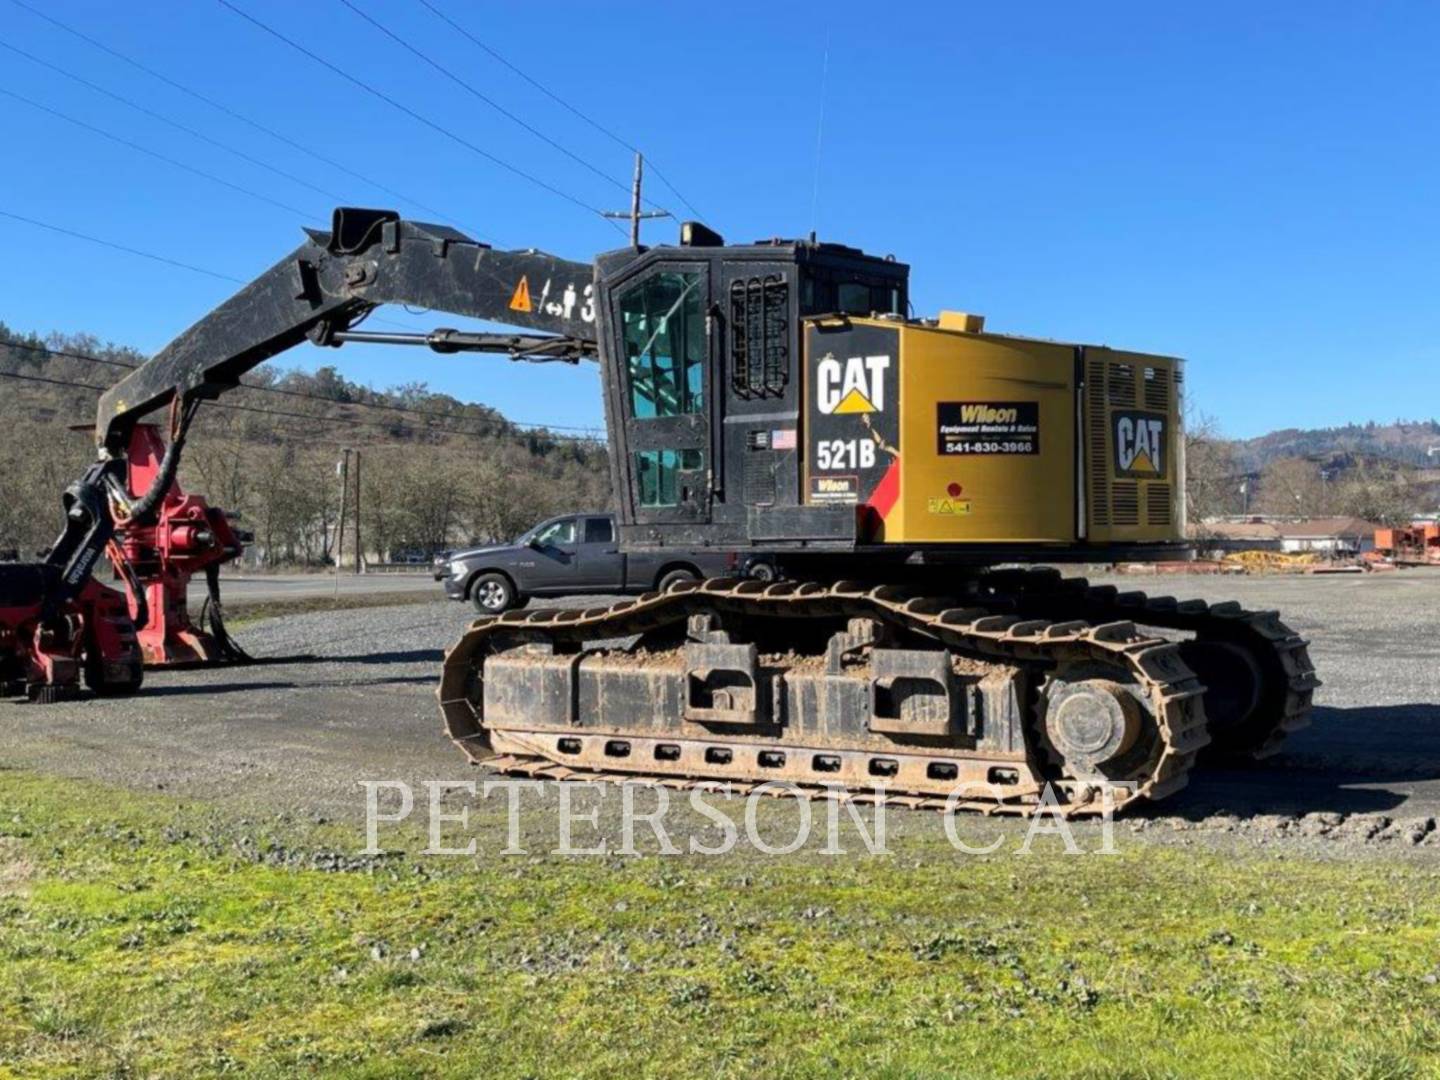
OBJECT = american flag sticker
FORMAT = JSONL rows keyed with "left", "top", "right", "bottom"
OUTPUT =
{"left": 771, "top": 428, "right": 797, "bottom": 450}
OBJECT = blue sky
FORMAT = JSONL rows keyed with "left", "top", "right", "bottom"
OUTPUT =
{"left": 1, "top": 0, "right": 1437, "bottom": 439}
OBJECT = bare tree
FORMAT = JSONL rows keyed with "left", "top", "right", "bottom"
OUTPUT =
{"left": 1184, "top": 410, "right": 1243, "bottom": 525}
{"left": 1256, "top": 458, "right": 1333, "bottom": 518}
{"left": 1335, "top": 458, "right": 1420, "bottom": 525}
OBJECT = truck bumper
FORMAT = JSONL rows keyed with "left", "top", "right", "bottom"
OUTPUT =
{"left": 442, "top": 574, "right": 467, "bottom": 601}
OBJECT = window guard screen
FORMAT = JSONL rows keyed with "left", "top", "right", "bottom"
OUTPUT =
{"left": 729, "top": 275, "right": 790, "bottom": 399}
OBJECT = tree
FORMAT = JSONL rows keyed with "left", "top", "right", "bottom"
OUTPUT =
{"left": 1335, "top": 459, "right": 1420, "bottom": 525}
{"left": 1183, "top": 410, "right": 1243, "bottom": 524}
{"left": 1256, "top": 458, "right": 1333, "bottom": 518}
{"left": 0, "top": 328, "right": 612, "bottom": 566}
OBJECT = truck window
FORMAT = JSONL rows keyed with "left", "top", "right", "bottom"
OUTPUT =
{"left": 533, "top": 518, "right": 576, "bottom": 546}
{"left": 584, "top": 517, "right": 614, "bottom": 544}
{"left": 620, "top": 271, "right": 704, "bottom": 418}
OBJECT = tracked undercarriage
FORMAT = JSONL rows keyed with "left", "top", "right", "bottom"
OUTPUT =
{"left": 439, "top": 570, "right": 1319, "bottom": 816}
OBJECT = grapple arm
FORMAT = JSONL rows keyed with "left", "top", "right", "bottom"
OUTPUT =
{"left": 48, "top": 207, "right": 599, "bottom": 600}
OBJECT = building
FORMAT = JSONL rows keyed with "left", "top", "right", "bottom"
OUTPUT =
{"left": 1191, "top": 516, "right": 1379, "bottom": 556}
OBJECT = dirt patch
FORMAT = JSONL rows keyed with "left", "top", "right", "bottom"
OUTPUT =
{"left": 760, "top": 649, "right": 833, "bottom": 672}
{"left": 0, "top": 837, "right": 34, "bottom": 896}
{"left": 226, "top": 591, "right": 440, "bottom": 625}
{"left": 592, "top": 646, "right": 686, "bottom": 669}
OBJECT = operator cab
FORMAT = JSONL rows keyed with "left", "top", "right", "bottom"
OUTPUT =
{"left": 594, "top": 225, "right": 908, "bottom": 554}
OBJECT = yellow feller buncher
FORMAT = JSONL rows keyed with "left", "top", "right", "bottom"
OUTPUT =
{"left": 37, "top": 209, "right": 1317, "bottom": 815}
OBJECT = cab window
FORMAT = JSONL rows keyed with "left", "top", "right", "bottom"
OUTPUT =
{"left": 636, "top": 449, "right": 703, "bottom": 507}
{"left": 620, "top": 271, "right": 705, "bottom": 418}
{"left": 583, "top": 517, "right": 614, "bottom": 544}
{"left": 533, "top": 518, "right": 576, "bottom": 546}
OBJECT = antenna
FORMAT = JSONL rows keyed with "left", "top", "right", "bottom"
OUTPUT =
{"left": 809, "top": 26, "right": 832, "bottom": 237}
{"left": 602, "top": 153, "right": 671, "bottom": 247}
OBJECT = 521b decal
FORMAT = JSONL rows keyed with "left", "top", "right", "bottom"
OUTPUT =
{"left": 937, "top": 402, "right": 1039, "bottom": 455}
{"left": 814, "top": 437, "right": 878, "bottom": 471}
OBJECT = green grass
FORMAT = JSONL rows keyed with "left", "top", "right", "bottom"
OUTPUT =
{"left": 1, "top": 771, "right": 1439, "bottom": 1078}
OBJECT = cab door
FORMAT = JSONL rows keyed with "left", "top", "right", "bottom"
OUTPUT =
{"left": 612, "top": 265, "right": 712, "bottom": 527}
{"left": 574, "top": 515, "right": 623, "bottom": 588}
{"left": 521, "top": 516, "right": 580, "bottom": 590}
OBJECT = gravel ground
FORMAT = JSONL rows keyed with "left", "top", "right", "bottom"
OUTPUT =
{"left": 219, "top": 571, "right": 435, "bottom": 603}
{"left": 3, "top": 570, "right": 1440, "bottom": 858}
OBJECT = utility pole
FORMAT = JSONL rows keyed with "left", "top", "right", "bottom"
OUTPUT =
{"left": 353, "top": 449, "right": 363, "bottom": 574}
{"left": 334, "top": 448, "right": 351, "bottom": 597}
{"left": 602, "top": 153, "right": 671, "bottom": 247}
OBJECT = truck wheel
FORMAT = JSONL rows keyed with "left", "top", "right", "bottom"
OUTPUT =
{"left": 471, "top": 573, "right": 516, "bottom": 614}
{"left": 657, "top": 567, "right": 699, "bottom": 593}
{"left": 746, "top": 559, "right": 778, "bottom": 583}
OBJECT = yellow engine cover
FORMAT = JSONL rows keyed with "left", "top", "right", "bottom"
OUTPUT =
{"left": 801, "top": 318, "right": 1184, "bottom": 548}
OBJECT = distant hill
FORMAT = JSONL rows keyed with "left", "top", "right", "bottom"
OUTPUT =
{"left": 0, "top": 323, "right": 611, "bottom": 563}
{"left": 1231, "top": 420, "right": 1440, "bottom": 470}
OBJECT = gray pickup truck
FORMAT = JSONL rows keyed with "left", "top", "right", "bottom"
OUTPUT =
{"left": 439, "top": 513, "right": 770, "bottom": 613}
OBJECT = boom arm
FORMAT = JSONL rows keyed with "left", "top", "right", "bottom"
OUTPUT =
{"left": 48, "top": 207, "right": 600, "bottom": 601}
{"left": 96, "top": 207, "right": 598, "bottom": 455}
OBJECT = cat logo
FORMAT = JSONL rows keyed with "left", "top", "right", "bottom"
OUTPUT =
{"left": 816, "top": 352, "right": 890, "bottom": 414}
{"left": 1113, "top": 410, "right": 1167, "bottom": 478}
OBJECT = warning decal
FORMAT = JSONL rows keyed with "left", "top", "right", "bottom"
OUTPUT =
{"left": 508, "top": 276, "right": 532, "bottom": 313}
{"left": 937, "top": 401, "right": 1039, "bottom": 456}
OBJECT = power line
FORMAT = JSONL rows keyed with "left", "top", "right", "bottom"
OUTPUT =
{"left": 0, "top": 86, "right": 314, "bottom": 219}
{"left": 0, "top": 212, "right": 592, "bottom": 434}
{"left": 0, "top": 205, "right": 425, "bottom": 332}
{"left": 0, "top": 337, "right": 606, "bottom": 435}
{"left": 0, "top": 368, "right": 106, "bottom": 393}
{"left": 0, "top": 208, "right": 245, "bottom": 283}
{"left": 338, "top": 0, "right": 659, "bottom": 213}
{"left": 414, "top": 0, "right": 707, "bottom": 224}
{"left": 3, "top": 0, "right": 481, "bottom": 241}
{"left": 0, "top": 368, "right": 607, "bottom": 447}
{"left": 215, "top": 0, "right": 625, "bottom": 233}
{"left": 0, "top": 37, "right": 349, "bottom": 207}
{"left": 202, "top": 394, "right": 605, "bottom": 445}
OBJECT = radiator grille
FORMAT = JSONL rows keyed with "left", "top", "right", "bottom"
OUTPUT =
{"left": 1086, "top": 357, "right": 1110, "bottom": 525}
{"left": 1147, "top": 484, "right": 1172, "bottom": 526}
{"left": 743, "top": 450, "right": 777, "bottom": 505}
{"left": 1112, "top": 481, "right": 1140, "bottom": 526}
{"left": 1143, "top": 366, "right": 1169, "bottom": 411}
{"left": 1107, "top": 363, "right": 1136, "bottom": 406}
{"left": 1086, "top": 355, "right": 1175, "bottom": 531}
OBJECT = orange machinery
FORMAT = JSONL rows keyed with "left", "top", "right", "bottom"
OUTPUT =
{"left": 1375, "top": 523, "right": 1440, "bottom": 565}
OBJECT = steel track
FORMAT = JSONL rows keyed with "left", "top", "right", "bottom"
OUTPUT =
{"left": 978, "top": 568, "right": 1319, "bottom": 759}
{"left": 439, "top": 578, "right": 1212, "bottom": 817}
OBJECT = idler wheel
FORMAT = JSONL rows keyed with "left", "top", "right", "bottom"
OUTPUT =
{"left": 1176, "top": 639, "right": 1265, "bottom": 748}
{"left": 1043, "top": 675, "right": 1144, "bottom": 778}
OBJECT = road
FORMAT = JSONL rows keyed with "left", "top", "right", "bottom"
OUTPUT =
{"left": 3, "top": 569, "right": 1440, "bottom": 855}
{"left": 219, "top": 571, "right": 436, "bottom": 602}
